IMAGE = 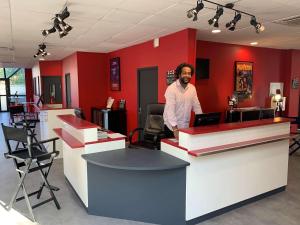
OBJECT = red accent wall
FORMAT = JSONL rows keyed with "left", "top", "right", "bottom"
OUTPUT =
{"left": 107, "top": 29, "right": 197, "bottom": 134}
{"left": 77, "top": 52, "right": 109, "bottom": 121}
{"left": 62, "top": 53, "right": 79, "bottom": 108}
{"left": 25, "top": 68, "right": 33, "bottom": 102}
{"left": 196, "top": 41, "right": 284, "bottom": 114}
{"left": 39, "top": 61, "right": 62, "bottom": 76}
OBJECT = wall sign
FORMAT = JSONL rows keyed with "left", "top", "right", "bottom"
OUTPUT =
{"left": 292, "top": 77, "right": 299, "bottom": 89}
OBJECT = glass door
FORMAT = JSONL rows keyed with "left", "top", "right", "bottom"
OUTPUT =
{"left": 0, "top": 79, "right": 8, "bottom": 111}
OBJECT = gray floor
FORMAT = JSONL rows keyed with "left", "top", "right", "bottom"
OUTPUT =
{"left": 0, "top": 112, "right": 299, "bottom": 225}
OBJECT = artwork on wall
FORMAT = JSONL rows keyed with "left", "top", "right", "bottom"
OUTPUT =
{"left": 234, "top": 61, "right": 253, "bottom": 99}
{"left": 110, "top": 57, "right": 121, "bottom": 91}
{"left": 166, "top": 70, "right": 176, "bottom": 85}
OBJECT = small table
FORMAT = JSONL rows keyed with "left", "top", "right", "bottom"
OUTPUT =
{"left": 82, "top": 148, "right": 189, "bottom": 225}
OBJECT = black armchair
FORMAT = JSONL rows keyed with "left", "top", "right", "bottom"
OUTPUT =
{"left": 129, "top": 103, "right": 165, "bottom": 150}
{"left": 1, "top": 123, "right": 61, "bottom": 222}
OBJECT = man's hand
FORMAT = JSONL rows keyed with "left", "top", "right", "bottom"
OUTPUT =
{"left": 173, "top": 129, "right": 179, "bottom": 140}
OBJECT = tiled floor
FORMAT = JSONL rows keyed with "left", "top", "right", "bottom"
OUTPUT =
{"left": 0, "top": 112, "right": 299, "bottom": 225}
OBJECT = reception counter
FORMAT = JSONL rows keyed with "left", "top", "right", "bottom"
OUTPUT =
{"left": 161, "top": 117, "right": 291, "bottom": 224}
{"left": 54, "top": 114, "right": 126, "bottom": 207}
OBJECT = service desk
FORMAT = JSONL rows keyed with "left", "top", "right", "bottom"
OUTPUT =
{"left": 161, "top": 118, "right": 291, "bottom": 224}
{"left": 82, "top": 148, "right": 189, "bottom": 225}
{"left": 54, "top": 114, "right": 126, "bottom": 207}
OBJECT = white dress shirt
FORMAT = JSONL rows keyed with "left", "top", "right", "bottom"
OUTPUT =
{"left": 163, "top": 79, "right": 202, "bottom": 130}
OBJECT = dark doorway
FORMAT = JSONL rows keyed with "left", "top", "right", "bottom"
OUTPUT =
{"left": 65, "top": 73, "right": 71, "bottom": 108}
{"left": 42, "top": 76, "right": 62, "bottom": 104}
{"left": 137, "top": 67, "right": 158, "bottom": 139}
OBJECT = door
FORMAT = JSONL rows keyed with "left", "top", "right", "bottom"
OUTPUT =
{"left": 0, "top": 79, "right": 8, "bottom": 111}
{"left": 137, "top": 67, "right": 158, "bottom": 139}
{"left": 65, "top": 73, "right": 71, "bottom": 108}
{"left": 42, "top": 76, "right": 62, "bottom": 104}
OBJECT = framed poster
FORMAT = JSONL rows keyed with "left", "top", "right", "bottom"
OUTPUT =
{"left": 234, "top": 61, "right": 253, "bottom": 99}
{"left": 110, "top": 57, "right": 120, "bottom": 91}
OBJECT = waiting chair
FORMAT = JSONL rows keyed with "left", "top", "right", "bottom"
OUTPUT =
{"left": 128, "top": 103, "right": 165, "bottom": 150}
{"left": 1, "top": 123, "right": 61, "bottom": 222}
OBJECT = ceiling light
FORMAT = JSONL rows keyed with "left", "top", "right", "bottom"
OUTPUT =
{"left": 33, "top": 43, "right": 49, "bottom": 58}
{"left": 226, "top": 11, "right": 241, "bottom": 31}
{"left": 208, "top": 6, "right": 223, "bottom": 27}
{"left": 250, "top": 42, "right": 258, "bottom": 45}
{"left": 42, "top": 27, "right": 56, "bottom": 36}
{"left": 56, "top": 7, "right": 70, "bottom": 22}
{"left": 187, "top": 0, "right": 204, "bottom": 21}
{"left": 250, "top": 16, "right": 265, "bottom": 33}
{"left": 212, "top": 29, "right": 221, "bottom": 33}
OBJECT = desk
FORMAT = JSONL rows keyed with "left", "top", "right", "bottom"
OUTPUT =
{"left": 161, "top": 118, "right": 291, "bottom": 224}
{"left": 82, "top": 148, "right": 189, "bottom": 225}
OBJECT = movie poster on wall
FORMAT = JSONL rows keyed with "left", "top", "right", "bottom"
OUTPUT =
{"left": 110, "top": 57, "right": 120, "bottom": 91}
{"left": 234, "top": 61, "right": 253, "bottom": 99}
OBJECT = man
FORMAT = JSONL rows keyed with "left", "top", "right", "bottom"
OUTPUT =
{"left": 163, "top": 63, "right": 202, "bottom": 139}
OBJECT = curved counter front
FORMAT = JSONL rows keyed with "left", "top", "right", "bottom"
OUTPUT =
{"left": 82, "top": 148, "right": 189, "bottom": 225}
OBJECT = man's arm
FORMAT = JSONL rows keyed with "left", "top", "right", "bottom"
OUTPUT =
{"left": 165, "top": 88, "right": 178, "bottom": 128}
{"left": 192, "top": 89, "right": 203, "bottom": 114}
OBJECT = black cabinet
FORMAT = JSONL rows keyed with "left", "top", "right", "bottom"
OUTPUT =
{"left": 91, "top": 107, "right": 127, "bottom": 135}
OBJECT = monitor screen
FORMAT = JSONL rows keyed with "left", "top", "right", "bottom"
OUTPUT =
{"left": 194, "top": 112, "right": 221, "bottom": 127}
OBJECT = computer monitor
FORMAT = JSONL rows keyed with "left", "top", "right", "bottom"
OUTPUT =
{"left": 194, "top": 112, "right": 221, "bottom": 127}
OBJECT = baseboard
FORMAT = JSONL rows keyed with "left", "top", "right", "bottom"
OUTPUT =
{"left": 186, "top": 186, "right": 286, "bottom": 225}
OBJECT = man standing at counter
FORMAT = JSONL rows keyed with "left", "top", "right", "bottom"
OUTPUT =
{"left": 163, "top": 63, "right": 202, "bottom": 139}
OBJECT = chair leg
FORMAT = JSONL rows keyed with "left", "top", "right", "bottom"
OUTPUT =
{"left": 7, "top": 160, "right": 31, "bottom": 210}
{"left": 36, "top": 162, "right": 61, "bottom": 209}
{"left": 21, "top": 183, "right": 36, "bottom": 222}
{"left": 289, "top": 139, "right": 300, "bottom": 155}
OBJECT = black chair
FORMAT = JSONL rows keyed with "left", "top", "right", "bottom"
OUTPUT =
{"left": 1, "top": 123, "right": 61, "bottom": 221}
{"left": 74, "top": 107, "right": 86, "bottom": 120}
{"left": 9, "top": 105, "right": 38, "bottom": 133}
{"left": 129, "top": 103, "right": 165, "bottom": 150}
{"left": 286, "top": 116, "right": 300, "bottom": 155}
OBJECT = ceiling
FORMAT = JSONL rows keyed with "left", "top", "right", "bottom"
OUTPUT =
{"left": 0, "top": 0, "right": 300, "bottom": 68}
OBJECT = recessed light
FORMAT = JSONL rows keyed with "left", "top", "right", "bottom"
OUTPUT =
{"left": 250, "top": 42, "right": 258, "bottom": 45}
{"left": 212, "top": 29, "right": 221, "bottom": 33}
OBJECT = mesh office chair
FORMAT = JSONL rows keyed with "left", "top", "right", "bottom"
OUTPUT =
{"left": 1, "top": 123, "right": 61, "bottom": 222}
{"left": 128, "top": 103, "right": 165, "bottom": 150}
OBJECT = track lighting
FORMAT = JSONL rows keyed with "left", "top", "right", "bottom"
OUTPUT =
{"left": 33, "top": 43, "right": 49, "bottom": 58}
{"left": 226, "top": 12, "right": 241, "bottom": 31}
{"left": 40, "top": 6, "right": 72, "bottom": 38}
{"left": 187, "top": 0, "right": 204, "bottom": 21}
{"left": 208, "top": 6, "right": 223, "bottom": 28}
{"left": 188, "top": 0, "right": 264, "bottom": 34}
{"left": 250, "top": 16, "right": 265, "bottom": 33}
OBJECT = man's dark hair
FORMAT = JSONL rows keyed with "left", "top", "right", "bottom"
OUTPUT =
{"left": 175, "top": 63, "right": 194, "bottom": 78}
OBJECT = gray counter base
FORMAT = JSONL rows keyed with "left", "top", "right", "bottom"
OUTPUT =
{"left": 87, "top": 163, "right": 186, "bottom": 225}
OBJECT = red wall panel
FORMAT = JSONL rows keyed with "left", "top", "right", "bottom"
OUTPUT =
{"left": 77, "top": 52, "right": 109, "bottom": 121}
{"left": 62, "top": 53, "right": 79, "bottom": 108}
{"left": 196, "top": 41, "right": 283, "bottom": 114}
{"left": 39, "top": 61, "right": 62, "bottom": 76}
{"left": 25, "top": 68, "right": 33, "bottom": 102}
{"left": 107, "top": 29, "right": 196, "bottom": 134}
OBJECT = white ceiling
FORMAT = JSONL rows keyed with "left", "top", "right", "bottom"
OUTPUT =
{"left": 0, "top": 0, "right": 300, "bottom": 68}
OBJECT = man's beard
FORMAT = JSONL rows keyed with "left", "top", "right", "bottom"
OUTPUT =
{"left": 180, "top": 77, "right": 190, "bottom": 84}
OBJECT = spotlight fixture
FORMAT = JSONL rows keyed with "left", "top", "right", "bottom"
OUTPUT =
{"left": 250, "top": 16, "right": 265, "bottom": 33}
{"left": 226, "top": 11, "right": 241, "bottom": 31}
{"left": 208, "top": 6, "right": 223, "bottom": 28}
{"left": 60, "top": 20, "right": 73, "bottom": 32}
{"left": 187, "top": 0, "right": 204, "bottom": 21}
{"left": 33, "top": 43, "right": 49, "bottom": 58}
{"left": 56, "top": 7, "right": 70, "bottom": 22}
{"left": 42, "top": 27, "right": 56, "bottom": 36}
{"left": 54, "top": 18, "right": 68, "bottom": 38}
{"left": 188, "top": 0, "right": 264, "bottom": 34}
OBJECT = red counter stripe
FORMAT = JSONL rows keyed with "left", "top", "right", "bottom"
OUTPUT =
{"left": 53, "top": 128, "right": 84, "bottom": 149}
{"left": 57, "top": 114, "right": 98, "bottom": 129}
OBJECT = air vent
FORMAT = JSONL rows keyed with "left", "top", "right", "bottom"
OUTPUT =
{"left": 274, "top": 15, "right": 300, "bottom": 26}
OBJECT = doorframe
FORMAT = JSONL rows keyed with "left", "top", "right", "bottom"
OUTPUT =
{"left": 0, "top": 78, "right": 9, "bottom": 112}
{"left": 137, "top": 66, "right": 158, "bottom": 128}
{"left": 65, "top": 73, "right": 71, "bottom": 108}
